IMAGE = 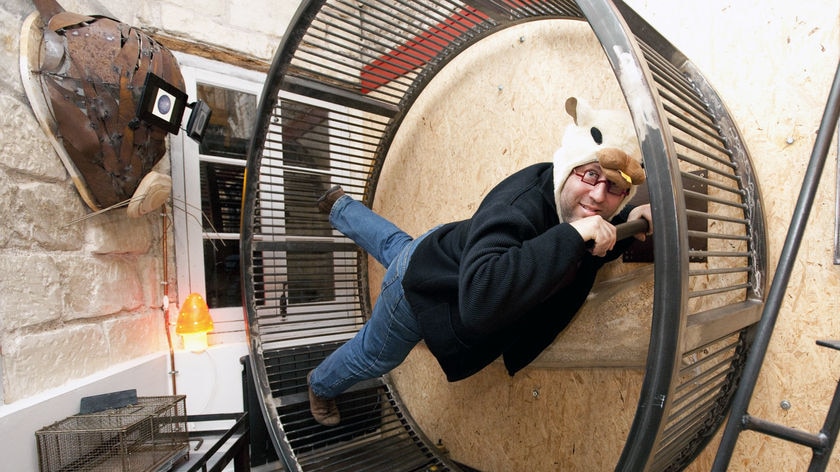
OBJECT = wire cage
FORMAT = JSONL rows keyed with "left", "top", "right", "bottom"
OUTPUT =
{"left": 35, "top": 396, "right": 189, "bottom": 472}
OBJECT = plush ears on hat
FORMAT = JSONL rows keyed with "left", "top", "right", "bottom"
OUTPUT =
{"left": 552, "top": 97, "right": 644, "bottom": 221}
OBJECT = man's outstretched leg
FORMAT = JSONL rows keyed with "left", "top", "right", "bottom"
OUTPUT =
{"left": 318, "top": 185, "right": 413, "bottom": 268}
{"left": 306, "top": 248, "right": 422, "bottom": 425}
{"left": 308, "top": 186, "right": 428, "bottom": 426}
{"left": 317, "top": 185, "right": 344, "bottom": 214}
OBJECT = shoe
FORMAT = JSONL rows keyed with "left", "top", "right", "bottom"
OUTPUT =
{"left": 307, "top": 371, "right": 340, "bottom": 426}
{"left": 317, "top": 185, "right": 345, "bottom": 214}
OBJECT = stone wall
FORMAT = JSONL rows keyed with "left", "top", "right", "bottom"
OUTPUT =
{"left": 0, "top": 2, "right": 161, "bottom": 403}
{"left": 0, "top": 0, "right": 292, "bottom": 404}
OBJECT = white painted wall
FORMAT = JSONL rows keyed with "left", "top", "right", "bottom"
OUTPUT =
{"left": 0, "top": 354, "right": 169, "bottom": 471}
{"left": 172, "top": 342, "right": 250, "bottom": 431}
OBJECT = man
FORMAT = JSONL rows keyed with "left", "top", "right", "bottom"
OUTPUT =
{"left": 307, "top": 97, "right": 653, "bottom": 426}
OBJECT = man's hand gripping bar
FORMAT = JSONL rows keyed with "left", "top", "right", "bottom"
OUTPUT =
{"left": 585, "top": 218, "right": 650, "bottom": 251}
{"left": 615, "top": 218, "right": 650, "bottom": 241}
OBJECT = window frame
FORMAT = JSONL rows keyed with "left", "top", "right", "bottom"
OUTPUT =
{"left": 170, "top": 53, "right": 266, "bottom": 343}
{"left": 170, "top": 53, "right": 366, "bottom": 347}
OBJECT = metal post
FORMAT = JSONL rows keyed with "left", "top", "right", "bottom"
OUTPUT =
{"left": 808, "top": 372, "right": 840, "bottom": 471}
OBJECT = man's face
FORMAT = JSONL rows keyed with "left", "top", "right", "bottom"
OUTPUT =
{"left": 558, "top": 163, "right": 626, "bottom": 222}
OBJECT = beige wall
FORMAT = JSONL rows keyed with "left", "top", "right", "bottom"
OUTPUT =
{"left": 0, "top": 0, "right": 838, "bottom": 470}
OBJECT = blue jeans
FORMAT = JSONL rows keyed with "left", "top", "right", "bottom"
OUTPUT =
{"left": 309, "top": 195, "right": 432, "bottom": 399}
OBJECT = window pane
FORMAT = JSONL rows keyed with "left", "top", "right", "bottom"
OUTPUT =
{"left": 279, "top": 100, "right": 337, "bottom": 304}
{"left": 282, "top": 101, "right": 333, "bottom": 238}
{"left": 196, "top": 83, "right": 256, "bottom": 159}
{"left": 286, "top": 251, "right": 335, "bottom": 304}
{"left": 203, "top": 239, "right": 240, "bottom": 308}
{"left": 200, "top": 161, "right": 244, "bottom": 233}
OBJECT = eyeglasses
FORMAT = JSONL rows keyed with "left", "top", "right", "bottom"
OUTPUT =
{"left": 572, "top": 169, "right": 629, "bottom": 196}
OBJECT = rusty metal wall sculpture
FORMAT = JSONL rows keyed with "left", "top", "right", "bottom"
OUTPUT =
{"left": 25, "top": 0, "right": 184, "bottom": 214}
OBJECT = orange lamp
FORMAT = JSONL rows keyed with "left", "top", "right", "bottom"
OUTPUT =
{"left": 176, "top": 293, "right": 214, "bottom": 352}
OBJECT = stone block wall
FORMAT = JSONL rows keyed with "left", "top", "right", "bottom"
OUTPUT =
{"left": 0, "top": 0, "right": 293, "bottom": 405}
{"left": 0, "top": 94, "right": 165, "bottom": 403}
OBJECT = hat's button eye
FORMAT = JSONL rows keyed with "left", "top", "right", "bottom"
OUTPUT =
{"left": 590, "top": 127, "right": 603, "bottom": 144}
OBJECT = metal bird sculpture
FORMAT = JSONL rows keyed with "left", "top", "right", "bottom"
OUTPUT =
{"left": 23, "top": 0, "right": 184, "bottom": 216}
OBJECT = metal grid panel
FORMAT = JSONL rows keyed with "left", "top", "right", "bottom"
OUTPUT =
{"left": 297, "top": 1, "right": 488, "bottom": 103}
{"left": 644, "top": 43, "right": 754, "bottom": 314}
{"left": 615, "top": 2, "right": 766, "bottom": 468}
{"left": 261, "top": 343, "right": 451, "bottom": 472}
{"left": 650, "top": 334, "right": 746, "bottom": 471}
{"left": 639, "top": 42, "right": 756, "bottom": 469}
{"left": 249, "top": 96, "right": 387, "bottom": 351}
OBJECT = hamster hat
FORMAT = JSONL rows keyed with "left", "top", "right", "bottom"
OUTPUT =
{"left": 553, "top": 97, "right": 645, "bottom": 221}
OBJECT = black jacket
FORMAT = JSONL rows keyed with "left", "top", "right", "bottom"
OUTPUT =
{"left": 402, "top": 163, "right": 632, "bottom": 381}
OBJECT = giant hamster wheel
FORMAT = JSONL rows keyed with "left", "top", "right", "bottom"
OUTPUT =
{"left": 240, "top": 1, "right": 767, "bottom": 471}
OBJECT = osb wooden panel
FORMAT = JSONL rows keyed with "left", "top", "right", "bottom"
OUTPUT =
{"left": 391, "top": 347, "right": 644, "bottom": 471}
{"left": 371, "top": 20, "right": 653, "bottom": 470}
{"left": 375, "top": 20, "right": 651, "bottom": 368}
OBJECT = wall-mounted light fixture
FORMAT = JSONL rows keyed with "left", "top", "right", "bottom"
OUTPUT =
{"left": 175, "top": 293, "right": 214, "bottom": 352}
{"left": 136, "top": 72, "right": 189, "bottom": 135}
